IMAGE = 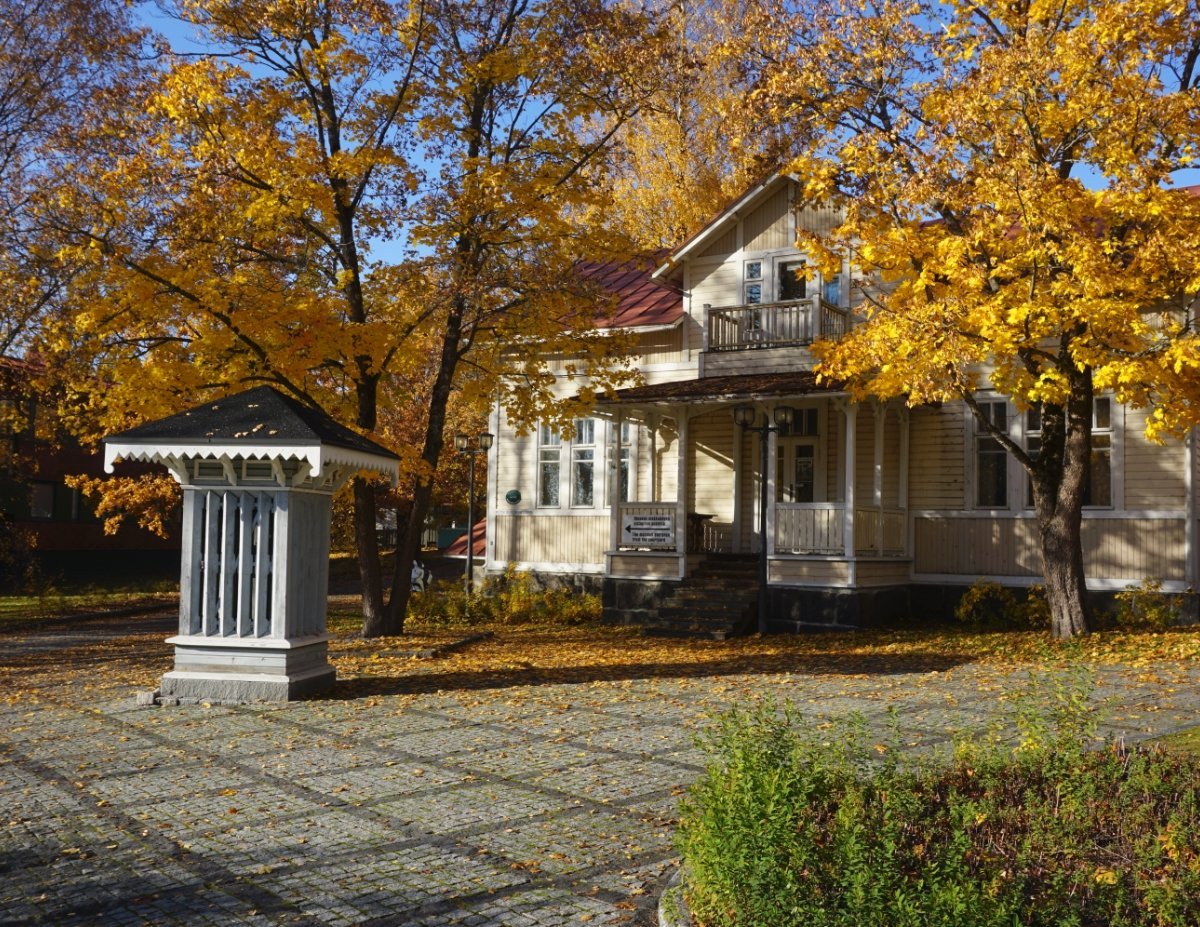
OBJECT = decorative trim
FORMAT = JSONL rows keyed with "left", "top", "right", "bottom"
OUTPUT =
{"left": 105, "top": 442, "right": 398, "bottom": 483}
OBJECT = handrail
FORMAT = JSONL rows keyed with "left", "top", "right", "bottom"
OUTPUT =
{"left": 706, "top": 296, "right": 849, "bottom": 352}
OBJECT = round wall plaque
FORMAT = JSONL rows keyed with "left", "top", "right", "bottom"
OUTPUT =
{"left": 505, "top": 489, "right": 521, "bottom": 505}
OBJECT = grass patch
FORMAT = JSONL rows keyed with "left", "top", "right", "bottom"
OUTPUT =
{"left": 0, "top": 591, "right": 177, "bottom": 627}
{"left": 1158, "top": 725, "right": 1200, "bottom": 757}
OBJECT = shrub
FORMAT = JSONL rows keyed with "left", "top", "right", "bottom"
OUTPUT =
{"left": 954, "top": 579, "right": 1049, "bottom": 630}
{"left": 411, "top": 566, "right": 600, "bottom": 628}
{"left": 678, "top": 687, "right": 1200, "bottom": 927}
{"left": 1112, "top": 577, "right": 1181, "bottom": 631}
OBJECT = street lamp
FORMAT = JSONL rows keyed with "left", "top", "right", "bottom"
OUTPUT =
{"left": 733, "top": 404, "right": 794, "bottom": 634}
{"left": 454, "top": 432, "right": 493, "bottom": 594}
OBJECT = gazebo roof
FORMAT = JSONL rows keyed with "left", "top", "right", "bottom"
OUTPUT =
{"left": 103, "top": 386, "right": 399, "bottom": 483}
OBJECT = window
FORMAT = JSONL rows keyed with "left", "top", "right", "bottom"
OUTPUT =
{"left": 1025, "top": 399, "right": 1112, "bottom": 507}
{"left": 823, "top": 274, "right": 841, "bottom": 306}
{"left": 777, "top": 260, "right": 806, "bottom": 302}
{"left": 572, "top": 419, "right": 595, "bottom": 506}
{"left": 776, "top": 443, "right": 816, "bottom": 502}
{"left": 975, "top": 401, "right": 1008, "bottom": 507}
{"left": 778, "top": 408, "right": 819, "bottom": 438}
{"left": 538, "top": 424, "right": 561, "bottom": 506}
{"left": 30, "top": 482, "right": 54, "bottom": 519}
{"left": 743, "top": 260, "right": 763, "bottom": 305}
{"left": 613, "top": 420, "right": 634, "bottom": 504}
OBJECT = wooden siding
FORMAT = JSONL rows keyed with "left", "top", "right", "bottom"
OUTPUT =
{"left": 769, "top": 558, "right": 852, "bottom": 585}
{"left": 491, "top": 514, "right": 608, "bottom": 565}
{"left": 826, "top": 407, "right": 841, "bottom": 501}
{"left": 795, "top": 201, "right": 842, "bottom": 238}
{"left": 689, "top": 410, "right": 736, "bottom": 523}
{"left": 856, "top": 559, "right": 912, "bottom": 586}
{"left": 690, "top": 260, "right": 739, "bottom": 314}
{"left": 882, "top": 409, "right": 902, "bottom": 508}
{"left": 703, "top": 345, "right": 819, "bottom": 376}
{"left": 909, "top": 404, "right": 965, "bottom": 509}
{"left": 635, "top": 327, "right": 685, "bottom": 365}
{"left": 744, "top": 184, "right": 792, "bottom": 252}
{"left": 699, "top": 226, "right": 738, "bottom": 260}
{"left": 854, "top": 403, "right": 876, "bottom": 501}
{"left": 1124, "top": 406, "right": 1187, "bottom": 509}
{"left": 913, "top": 516, "right": 1186, "bottom": 581}
{"left": 609, "top": 552, "right": 680, "bottom": 578}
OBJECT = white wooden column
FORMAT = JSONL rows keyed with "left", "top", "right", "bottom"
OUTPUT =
{"left": 898, "top": 406, "right": 911, "bottom": 558}
{"left": 842, "top": 402, "right": 857, "bottom": 560}
{"left": 649, "top": 415, "right": 659, "bottom": 503}
{"left": 675, "top": 410, "right": 689, "bottom": 577}
{"left": 609, "top": 409, "right": 622, "bottom": 553}
{"left": 731, "top": 413, "right": 744, "bottom": 554}
{"left": 765, "top": 421, "right": 778, "bottom": 558}
{"left": 873, "top": 403, "right": 885, "bottom": 555}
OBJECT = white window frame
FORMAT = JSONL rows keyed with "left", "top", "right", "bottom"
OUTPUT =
{"left": 971, "top": 399, "right": 1011, "bottom": 510}
{"left": 537, "top": 424, "right": 562, "bottom": 508}
{"left": 571, "top": 418, "right": 597, "bottom": 508}
{"left": 742, "top": 259, "right": 764, "bottom": 306}
{"left": 1025, "top": 397, "right": 1116, "bottom": 510}
{"left": 608, "top": 420, "right": 637, "bottom": 507}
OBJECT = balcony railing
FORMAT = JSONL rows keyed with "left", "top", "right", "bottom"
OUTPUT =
{"left": 706, "top": 296, "right": 849, "bottom": 352}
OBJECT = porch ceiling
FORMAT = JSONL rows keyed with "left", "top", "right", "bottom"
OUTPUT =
{"left": 597, "top": 371, "right": 844, "bottom": 406}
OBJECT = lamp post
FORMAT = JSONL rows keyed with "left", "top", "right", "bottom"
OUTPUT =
{"left": 454, "top": 432, "right": 493, "bottom": 595}
{"left": 733, "top": 404, "right": 794, "bottom": 635}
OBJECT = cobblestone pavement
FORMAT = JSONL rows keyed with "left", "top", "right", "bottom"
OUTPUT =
{"left": 2, "top": 614, "right": 1199, "bottom": 926}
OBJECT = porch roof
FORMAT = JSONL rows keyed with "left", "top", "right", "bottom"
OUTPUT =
{"left": 598, "top": 371, "right": 844, "bottom": 406}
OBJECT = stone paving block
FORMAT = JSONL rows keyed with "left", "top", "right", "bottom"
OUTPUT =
{"left": 531, "top": 758, "right": 683, "bottom": 804}
{"left": 373, "top": 780, "right": 567, "bottom": 835}
{"left": 380, "top": 721, "right": 527, "bottom": 759}
{"left": 299, "top": 761, "right": 467, "bottom": 804}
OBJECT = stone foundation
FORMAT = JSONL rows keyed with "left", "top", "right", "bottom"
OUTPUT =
{"left": 159, "top": 635, "right": 335, "bottom": 702}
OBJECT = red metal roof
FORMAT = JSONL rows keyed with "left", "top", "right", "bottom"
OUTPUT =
{"left": 577, "top": 254, "right": 683, "bottom": 329}
{"left": 443, "top": 519, "right": 487, "bottom": 558}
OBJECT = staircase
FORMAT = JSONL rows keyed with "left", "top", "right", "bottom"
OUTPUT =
{"left": 643, "top": 556, "right": 759, "bottom": 640}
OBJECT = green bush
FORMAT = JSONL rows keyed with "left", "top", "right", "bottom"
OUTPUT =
{"left": 678, "top": 688, "right": 1200, "bottom": 927}
{"left": 410, "top": 566, "right": 601, "bottom": 628}
{"left": 1111, "top": 578, "right": 1181, "bottom": 631}
{"left": 954, "top": 579, "right": 1049, "bottom": 630}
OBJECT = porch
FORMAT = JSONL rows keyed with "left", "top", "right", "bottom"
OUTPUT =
{"left": 598, "top": 373, "right": 912, "bottom": 619}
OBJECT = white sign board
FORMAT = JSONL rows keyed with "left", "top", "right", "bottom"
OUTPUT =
{"left": 621, "top": 513, "right": 675, "bottom": 549}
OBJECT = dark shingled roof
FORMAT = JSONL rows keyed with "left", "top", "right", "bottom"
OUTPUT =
{"left": 109, "top": 385, "right": 399, "bottom": 459}
{"left": 598, "top": 371, "right": 843, "bottom": 404}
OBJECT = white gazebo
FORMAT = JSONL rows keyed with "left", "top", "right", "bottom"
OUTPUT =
{"left": 104, "top": 386, "right": 399, "bottom": 702}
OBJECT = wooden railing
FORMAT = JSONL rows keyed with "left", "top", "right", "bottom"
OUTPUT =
{"left": 854, "top": 507, "right": 907, "bottom": 556}
{"left": 775, "top": 503, "right": 845, "bottom": 554}
{"left": 706, "top": 296, "right": 850, "bottom": 352}
{"left": 775, "top": 503, "right": 907, "bottom": 557}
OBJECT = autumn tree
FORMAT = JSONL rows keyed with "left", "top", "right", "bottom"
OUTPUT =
{"left": 738, "top": 0, "right": 1200, "bottom": 637}
{"left": 42, "top": 0, "right": 653, "bottom": 636}
{"left": 0, "top": 0, "right": 143, "bottom": 356}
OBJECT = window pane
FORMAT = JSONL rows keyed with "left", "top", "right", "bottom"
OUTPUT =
{"left": 539, "top": 424, "right": 560, "bottom": 446}
{"left": 30, "top": 482, "right": 54, "bottom": 519}
{"left": 1086, "top": 447, "right": 1112, "bottom": 506}
{"left": 745, "top": 283, "right": 762, "bottom": 305}
{"left": 778, "top": 261, "right": 806, "bottom": 301}
{"left": 538, "top": 450, "right": 559, "bottom": 506}
{"left": 1094, "top": 398, "right": 1111, "bottom": 430}
{"left": 823, "top": 275, "right": 840, "bottom": 305}
{"left": 794, "top": 446, "right": 815, "bottom": 503}
{"left": 575, "top": 419, "right": 594, "bottom": 445}
{"left": 572, "top": 449, "right": 594, "bottom": 506}
{"left": 618, "top": 448, "right": 631, "bottom": 502}
{"left": 745, "top": 261, "right": 762, "bottom": 280}
{"left": 977, "top": 438, "right": 1007, "bottom": 507}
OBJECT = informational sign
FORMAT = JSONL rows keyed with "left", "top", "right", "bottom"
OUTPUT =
{"left": 621, "top": 513, "right": 675, "bottom": 549}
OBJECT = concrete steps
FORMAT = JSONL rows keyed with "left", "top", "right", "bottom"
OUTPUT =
{"left": 641, "top": 557, "right": 759, "bottom": 640}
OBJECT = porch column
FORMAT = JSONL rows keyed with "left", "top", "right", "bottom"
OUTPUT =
{"left": 731, "top": 415, "right": 744, "bottom": 553}
{"left": 765, "top": 421, "right": 778, "bottom": 557}
{"left": 675, "top": 409, "right": 689, "bottom": 578}
{"left": 649, "top": 414, "right": 659, "bottom": 502}
{"left": 609, "top": 408, "right": 622, "bottom": 553}
{"left": 842, "top": 402, "right": 857, "bottom": 559}
{"left": 873, "top": 402, "right": 884, "bottom": 555}
{"left": 898, "top": 406, "right": 911, "bottom": 557}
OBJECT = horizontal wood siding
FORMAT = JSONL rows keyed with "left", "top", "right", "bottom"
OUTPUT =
{"left": 883, "top": 408, "right": 902, "bottom": 508}
{"left": 909, "top": 405, "right": 965, "bottom": 509}
{"left": 769, "top": 558, "right": 852, "bottom": 585}
{"left": 913, "top": 516, "right": 1186, "bottom": 581}
{"left": 703, "top": 345, "right": 819, "bottom": 376}
{"left": 1124, "top": 406, "right": 1187, "bottom": 509}
{"left": 609, "top": 552, "right": 680, "bottom": 578}
{"left": 856, "top": 559, "right": 913, "bottom": 586}
{"left": 855, "top": 403, "right": 876, "bottom": 502}
{"left": 492, "top": 515, "right": 607, "bottom": 565}
{"left": 826, "top": 408, "right": 841, "bottom": 502}
{"left": 689, "top": 410, "right": 736, "bottom": 523}
{"left": 690, "top": 260, "right": 740, "bottom": 314}
{"left": 744, "top": 184, "right": 792, "bottom": 252}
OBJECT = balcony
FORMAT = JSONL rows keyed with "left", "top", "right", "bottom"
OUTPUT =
{"left": 706, "top": 296, "right": 849, "bottom": 353}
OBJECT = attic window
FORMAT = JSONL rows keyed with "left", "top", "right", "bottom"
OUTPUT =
{"left": 242, "top": 460, "right": 276, "bottom": 482}
{"left": 193, "top": 460, "right": 227, "bottom": 482}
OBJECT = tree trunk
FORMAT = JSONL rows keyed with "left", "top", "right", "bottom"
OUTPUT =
{"left": 1029, "top": 375, "right": 1094, "bottom": 639}
{"left": 354, "top": 477, "right": 389, "bottom": 637}
{"left": 385, "top": 301, "right": 465, "bottom": 633}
